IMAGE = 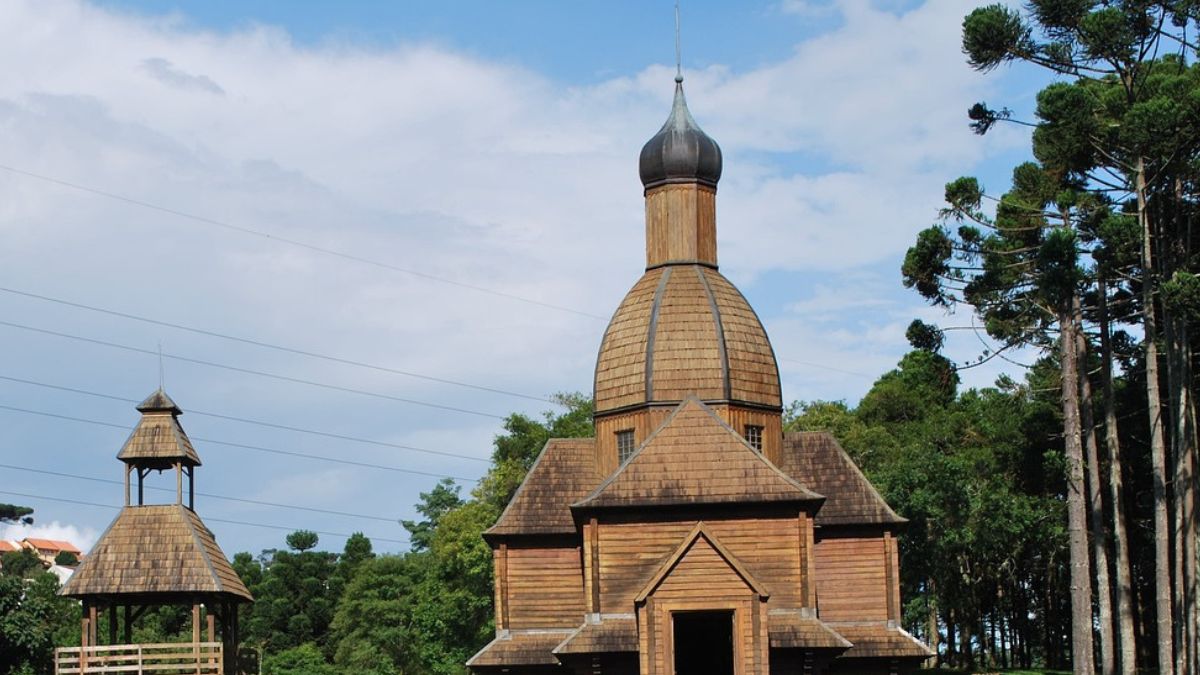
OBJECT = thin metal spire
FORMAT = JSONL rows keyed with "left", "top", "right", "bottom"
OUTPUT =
{"left": 674, "top": 0, "right": 683, "bottom": 83}
{"left": 157, "top": 340, "right": 165, "bottom": 389}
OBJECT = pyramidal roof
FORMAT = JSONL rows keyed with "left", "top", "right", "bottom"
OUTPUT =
{"left": 574, "top": 397, "right": 823, "bottom": 509}
{"left": 117, "top": 388, "right": 200, "bottom": 466}
{"left": 61, "top": 504, "right": 251, "bottom": 601}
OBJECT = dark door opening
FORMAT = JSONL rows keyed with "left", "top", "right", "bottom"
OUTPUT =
{"left": 672, "top": 610, "right": 734, "bottom": 675}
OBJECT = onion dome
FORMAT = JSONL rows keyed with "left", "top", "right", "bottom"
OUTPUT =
{"left": 594, "top": 264, "right": 780, "bottom": 414}
{"left": 638, "top": 79, "right": 723, "bottom": 190}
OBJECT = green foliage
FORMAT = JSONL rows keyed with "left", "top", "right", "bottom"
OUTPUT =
{"left": 0, "top": 504, "right": 33, "bottom": 525}
{"left": 261, "top": 643, "right": 338, "bottom": 675}
{"left": 330, "top": 556, "right": 416, "bottom": 674}
{"left": 906, "top": 319, "right": 946, "bottom": 352}
{"left": 286, "top": 530, "right": 319, "bottom": 552}
{"left": 53, "top": 551, "right": 78, "bottom": 567}
{"left": 963, "top": 4, "right": 1032, "bottom": 71}
{"left": 239, "top": 534, "right": 340, "bottom": 654}
{"left": 0, "top": 550, "right": 43, "bottom": 578}
{"left": 401, "top": 479, "right": 465, "bottom": 552}
{"left": 0, "top": 572, "right": 77, "bottom": 675}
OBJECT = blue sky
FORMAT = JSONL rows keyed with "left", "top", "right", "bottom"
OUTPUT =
{"left": 0, "top": 0, "right": 1051, "bottom": 556}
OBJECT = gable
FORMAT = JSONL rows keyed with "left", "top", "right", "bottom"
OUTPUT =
{"left": 576, "top": 398, "right": 821, "bottom": 509}
{"left": 636, "top": 523, "right": 768, "bottom": 602}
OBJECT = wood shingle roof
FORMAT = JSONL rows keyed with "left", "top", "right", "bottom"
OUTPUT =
{"left": 61, "top": 504, "right": 251, "bottom": 602}
{"left": 593, "top": 265, "right": 781, "bottom": 413}
{"left": 486, "top": 438, "right": 600, "bottom": 537}
{"left": 117, "top": 390, "right": 200, "bottom": 466}
{"left": 777, "top": 432, "right": 905, "bottom": 526}
{"left": 767, "top": 612, "right": 853, "bottom": 650}
{"left": 829, "top": 623, "right": 933, "bottom": 659}
{"left": 466, "top": 630, "right": 575, "bottom": 668}
{"left": 575, "top": 398, "right": 822, "bottom": 509}
{"left": 553, "top": 618, "right": 638, "bottom": 655}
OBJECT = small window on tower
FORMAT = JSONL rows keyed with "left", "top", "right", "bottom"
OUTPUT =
{"left": 744, "top": 425, "right": 764, "bottom": 452}
{"left": 617, "top": 429, "right": 636, "bottom": 464}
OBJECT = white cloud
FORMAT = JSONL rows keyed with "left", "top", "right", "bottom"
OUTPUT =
{"left": 0, "top": 0, "right": 1031, "bottom": 553}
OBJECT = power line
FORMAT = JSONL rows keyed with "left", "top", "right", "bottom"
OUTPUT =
{"left": 0, "top": 319, "right": 507, "bottom": 420}
{"left": 0, "top": 163, "right": 608, "bottom": 321}
{"left": 0, "top": 403, "right": 482, "bottom": 480}
{"left": 0, "top": 285, "right": 556, "bottom": 404}
{"left": 778, "top": 357, "right": 872, "bottom": 378}
{"left": 0, "top": 489, "right": 409, "bottom": 545}
{"left": 0, "top": 374, "right": 491, "bottom": 463}
{"left": 0, "top": 464, "right": 399, "bottom": 523}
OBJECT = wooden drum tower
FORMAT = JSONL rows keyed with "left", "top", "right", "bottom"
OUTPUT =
{"left": 58, "top": 389, "right": 252, "bottom": 675}
{"left": 467, "top": 76, "right": 931, "bottom": 675}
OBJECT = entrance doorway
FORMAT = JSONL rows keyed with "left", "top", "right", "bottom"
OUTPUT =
{"left": 672, "top": 610, "right": 734, "bottom": 675}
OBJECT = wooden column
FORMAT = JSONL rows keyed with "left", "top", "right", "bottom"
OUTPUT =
{"left": 123, "top": 605, "right": 132, "bottom": 644}
{"left": 188, "top": 466, "right": 195, "bottom": 510}
{"left": 88, "top": 604, "right": 98, "bottom": 647}
{"left": 176, "top": 462, "right": 183, "bottom": 504}
{"left": 124, "top": 465, "right": 131, "bottom": 506}
{"left": 207, "top": 608, "right": 216, "bottom": 642}
{"left": 192, "top": 603, "right": 201, "bottom": 643}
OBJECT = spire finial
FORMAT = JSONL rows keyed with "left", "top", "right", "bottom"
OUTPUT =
{"left": 674, "top": 0, "right": 683, "bottom": 83}
{"left": 158, "top": 340, "right": 165, "bottom": 389}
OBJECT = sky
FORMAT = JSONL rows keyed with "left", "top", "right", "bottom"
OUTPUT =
{"left": 0, "top": 0, "right": 1053, "bottom": 556}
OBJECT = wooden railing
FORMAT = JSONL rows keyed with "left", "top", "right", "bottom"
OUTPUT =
{"left": 55, "top": 642, "right": 223, "bottom": 674}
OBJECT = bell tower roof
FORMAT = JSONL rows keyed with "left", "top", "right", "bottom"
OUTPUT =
{"left": 118, "top": 387, "right": 200, "bottom": 467}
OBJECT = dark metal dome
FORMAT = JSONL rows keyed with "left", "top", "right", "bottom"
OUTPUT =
{"left": 638, "top": 79, "right": 723, "bottom": 190}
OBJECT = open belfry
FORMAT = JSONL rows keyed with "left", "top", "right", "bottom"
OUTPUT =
{"left": 58, "top": 389, "right": 252, "bottom": 674}
{"left": 467, "top": 76, "right": 931, "bottom": 675}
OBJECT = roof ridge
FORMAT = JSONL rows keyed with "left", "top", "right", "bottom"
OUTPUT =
{"left": 180, "top": 504, "right": 225, "bottom": 594}
{"left": 575, "top": 397, "right": 822, "bottom": 508}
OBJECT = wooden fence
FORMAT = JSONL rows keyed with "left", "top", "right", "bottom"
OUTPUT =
{"left": 54, "top": 642, "right": 223, "bottom": 674}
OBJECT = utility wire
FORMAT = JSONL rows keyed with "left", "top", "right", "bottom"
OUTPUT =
{"left": 0, "top": 285, "right": 556, "bottom": 404}
{"left": 0, "top": 374, "right": 491, "bottom": 463}
{"left": 0, "top": 403, "right": 482, "bottom": 480}
{"left": 0, "top": 490, "right": 409, "bottom": 545}
{"left": 0, "top": 163, "right": 607, "bottom": 321}
{"left": 0, "top": 319, "right": 507, "bottom": 420}
{"left": 0, "top": 464, "right": 398, "bottom": 523}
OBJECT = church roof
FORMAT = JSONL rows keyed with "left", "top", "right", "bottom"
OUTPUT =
{"left": 60, "top": 504, "right": 251, "bottom": 602}
{"left": 828, "top": 623, "right": 933, "bottom": 659}
{"left": 639, "top": 80, "right": 723, "bottom": 190}
{"left": 594, "top": 265, "right": 781, "bottom": 414}
{"left": 777, "top": 432, "right": 906, "bottom": 526}
{"left": 575, "top": 398, "right": 822, "bottom": 510}
{"left": 486, "top": 438, "right": 600, "bottom": 537}
{"left": 767, "top": 612, "right": 853, "bottom": 650}
{"left": 552, "top": 618, "right": 638, "bottom": 655}
{"left": 118, "top": 389, "right": 201, "bottom": 467}
{"left": 466, "top": 630, "right": 575, "bottom": 668}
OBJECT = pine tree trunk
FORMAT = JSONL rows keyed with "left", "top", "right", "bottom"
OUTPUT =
{"left": 1099, "top": 275, "right": 1138, "bottom": 674}
{"left": 1060, "top": 308, "right": 1096, "bottom": 675}
{"left": 1137, "top": 157, "right": 1174, "bottom": 675}
{"left": 1078, "top": 321, "right": 1115, "bottom": 675}
{"left": 927, "top": 579, "right": 939, "bottom": 668}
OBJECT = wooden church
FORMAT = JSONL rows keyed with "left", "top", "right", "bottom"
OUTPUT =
{"left": 467, "top": 76, "right": 930, "bottom": 675}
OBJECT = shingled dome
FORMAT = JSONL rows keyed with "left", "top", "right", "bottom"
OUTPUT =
{"left": 638, "top": 79, "right": 723, "bottom": 190}
{"left": 594, "top": 264, "right": 781, "bottom": 413}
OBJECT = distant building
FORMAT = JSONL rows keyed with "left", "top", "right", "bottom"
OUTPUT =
{"left": 0, "top": 540, "right": 20, "bottom": 554}
{"left": 21, "top": 537, "right": 83, "bottom": 566}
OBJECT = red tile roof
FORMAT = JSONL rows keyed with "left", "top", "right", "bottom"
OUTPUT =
{"left": 24, "top": 538, "right": 81, "bottom": 554}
